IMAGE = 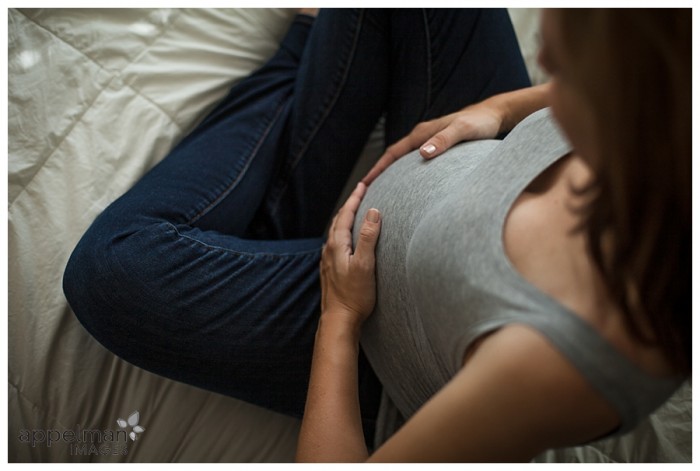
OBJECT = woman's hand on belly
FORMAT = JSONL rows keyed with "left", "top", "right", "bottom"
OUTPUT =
{"left": 362, "top": 83, "right": 551, "bottom": 186}
{"left": 320, "top": 182, "right": 382, "bottom": 327}
{"left": 362, "top": 103, "right": 501, "bottom": 185}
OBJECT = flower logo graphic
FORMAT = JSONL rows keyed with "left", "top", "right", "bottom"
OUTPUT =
{"left": 117, "top": 411, "right": 145, "bottom": 441}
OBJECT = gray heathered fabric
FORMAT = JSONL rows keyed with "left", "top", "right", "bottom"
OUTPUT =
{"left": 353, "top": 108, "right": 684, "bottom": 448}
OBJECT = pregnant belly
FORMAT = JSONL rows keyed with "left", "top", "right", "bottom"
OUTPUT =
{"left": 351, "top": 140, "right": 499, "bottom": 418}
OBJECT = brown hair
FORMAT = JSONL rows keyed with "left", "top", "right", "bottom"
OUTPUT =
{"left": 556, "top": 9, "right": 691, "bottom": 373}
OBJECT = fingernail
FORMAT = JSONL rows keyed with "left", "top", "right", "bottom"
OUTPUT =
{"left": 422, "top": 144, "right": 436, "bottom": 155}
{"left": 367, "top": 208, "right": 380, "bottom": 223}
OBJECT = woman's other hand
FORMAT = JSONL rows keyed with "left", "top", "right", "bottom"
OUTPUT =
{"left": 361, "top": 101, "right": 502, "bottom": 186}
{"left": 362, "top": 83, "right": 550, "bottom": 186}
{"left": 320, "top": 182, "right": 382, "bottom": 327}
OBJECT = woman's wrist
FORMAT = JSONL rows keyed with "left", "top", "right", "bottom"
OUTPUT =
{"left": 484, "top": 83, "right": 551, "bottom": 134}
{"left": 298, "top": 308, "right": 368, "bottom": 462}
{"left": 318, "top": 309, "right": 364, "bottom": 344}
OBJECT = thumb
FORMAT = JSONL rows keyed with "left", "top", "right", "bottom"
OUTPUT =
{"left": 354, "top": 208, "right": 382, "bottom": 262}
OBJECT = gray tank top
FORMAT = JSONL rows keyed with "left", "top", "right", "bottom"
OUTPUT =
{"left": 353, "top": 108, "right": 684, "bottom": 447}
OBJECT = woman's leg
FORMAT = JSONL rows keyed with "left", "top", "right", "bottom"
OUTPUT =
{"left": 63, "top": 8, "right": 530, "bottom": 447}
{"left": 63, "top": 14, "right": 385, "bottom": 444}
{"left": 382, "top": 9, "right": 531, "bottom": 144}
{"left": 244, "top": 9, "right": 392, "bottom": 240}
{"left": 252, "top": 8, "right": 530, "bottom": 240}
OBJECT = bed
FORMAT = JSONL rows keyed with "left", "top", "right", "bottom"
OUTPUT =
{"left": 7, "top": 8, "right": 691, "bottom": 462}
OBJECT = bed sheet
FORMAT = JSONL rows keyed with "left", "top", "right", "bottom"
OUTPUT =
{"left": 7, "top": 8, "right": 691, "bottom": 463}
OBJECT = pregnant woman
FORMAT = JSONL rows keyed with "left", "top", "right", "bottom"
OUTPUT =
{"left": 62, "top": 9, "right": 690, "bottom": 462}
{"left": 297, "top": 9, "right": 689, "bottom": 462}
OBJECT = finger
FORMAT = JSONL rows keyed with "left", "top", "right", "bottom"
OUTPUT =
{"left": 330, "top": 180, "right": 364, "bottom": 237}
{"left": 354, "top": 208, "right": 382, "bottom": 265}
{"left": 337, "top": 182, "right": 366, "bottom": 229}
{"left": 419, "top": 121, "right": 469, "bottom": 159}
{"left": 341, "top": 181, "right": 367, "bottom": 214}
{"left": 334, "top": 183, "right": 367, "bottom": 248}
{"left": 362, "top": 149, "right": 398, "bottom": 186}
{"left": 328, "top": 212, "right": 340, "bottom": 242}
{"left": 384, "top": 135, "right": 419, "bottom": 163}
{"left": 362, "top": 121, "right": 442, "bottom": 185}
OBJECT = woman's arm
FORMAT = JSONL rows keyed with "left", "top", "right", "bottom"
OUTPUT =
{"left": 295, "top": 313, "right": 368, "bottom": 462}
{"left": 366, "top": 325, "right": 620, "bottom": 462}
{"left": 363, "top": 83, "right": 551, "bottom": 185}
{"left": 296, "top": 182, "right": 381, "bottom": 462}
{"left": 297, "top": 179, "right": 619, "bottom": 462}
{"left": 299, "top": 315, "right": 620, "bottom": 462}
{"left": 489, "top": 82, "right": 552, "bottom": 137}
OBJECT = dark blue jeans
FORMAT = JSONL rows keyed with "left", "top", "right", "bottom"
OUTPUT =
{"left": 63, "top": 9, "right": 530, "bottom": 448}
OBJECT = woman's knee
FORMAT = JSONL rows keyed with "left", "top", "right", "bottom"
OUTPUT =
{"left": 62, "top": 213, "right": 154, "bottom": 357}
{"left": 64, "top": 219, "right": 108, "bottom": 312}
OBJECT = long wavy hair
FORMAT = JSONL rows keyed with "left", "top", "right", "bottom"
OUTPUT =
{"left": 556, "top": 9, "right": 691, "bottom": 373}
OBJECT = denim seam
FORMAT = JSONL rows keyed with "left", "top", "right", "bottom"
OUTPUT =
{"left": 97, "top": 223, "right": 319, "bottom": 323}
{"left": 164, "top": 222, "right": 321, "bottom": 260}
{"left": 185, "top": 94, "right": 289, "bottom": 226}
{"left": 268, "top": 9, "right": 365, "bottom": 218}
{"left": 421, "top": 9, "right": 432, "bottom": 116}
{"left": 99, "top": 228, "right": 185, "bottom": 318}
{"left": 279, "top": 16, "right": 315, "bottom": 63}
